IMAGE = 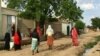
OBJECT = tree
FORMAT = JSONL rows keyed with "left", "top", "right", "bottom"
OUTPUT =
{"left": 91, "top": 17, "right": 100, "bottom": 28}
{"left": 7, "top": 0, "right": 83, "bottom": 36}
{"left": 52, "top": 0, "right": 83, "bottom": 21}
{"left": 75, "top": 20, "right": 85, "bottom": 34}
{"left": 7, "top": 0, "right": 83, "bottom": 26}
{"left": 7, "top": 0, "right": 83, "bottom": 21}
{"left": 75, "top": 20, "right": 85, "bottom": 29}
{"left": 7, "top": 0, "right": 28, "bottom": 11}
{"left": 18, "top": 0, "right": 59, "bottom": 26}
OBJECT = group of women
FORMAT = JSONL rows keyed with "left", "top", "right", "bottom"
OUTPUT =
{"left": 31, "top": 25, "right": 54, "bottom": 55}
{"left": 4, "top": 25, "right": 22, "bottom": 51}
{"left": 4, "top": 24, "right": 79, "bottom": 55}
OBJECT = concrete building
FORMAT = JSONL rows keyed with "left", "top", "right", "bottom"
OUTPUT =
{"left": 0, "top": 7, "right": 35, "bottom": 40}
{"left": 45, "top": 20, "right": 72, "bottom": 36}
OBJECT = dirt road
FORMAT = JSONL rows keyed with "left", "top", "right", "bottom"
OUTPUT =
{"left": 0, "top": 32, "right": 100, "bottom": 56}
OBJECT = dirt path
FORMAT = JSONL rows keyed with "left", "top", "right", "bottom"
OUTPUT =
{"left": 0, "top": 32, "right": 100, "bottom": 56}
{"left": 84, "top": 42, "right": 100, "bottom": 56}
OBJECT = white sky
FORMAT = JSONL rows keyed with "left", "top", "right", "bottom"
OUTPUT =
{"left": 76, "top": 0, "right": 100, "bottom": 26}
{"left": 1, "top": 0, "right": 7, "bottom": 8}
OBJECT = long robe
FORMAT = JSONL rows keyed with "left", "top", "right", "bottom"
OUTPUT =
{"left": 4, "top": 32, "right": 10, "bottom": 50}
{"left": 47, "top": 36, "right": 54, "bottom": 46}
{"left": 31, "top": 29, "right": 39, "bottom": 51}
{"left": 14, "top": 32, "right": 21, "bottom": 50}
{"left": 46, "top": 25, "right": 54, "bottom": 47}
{"left": 36, "top": 25, "right": 42, "bottom": 37}
{"left": 31, "top": 38, "right": 38, "bottom": 50}
{"left": 71, "top": 27, "right": 79, "bottom": 46}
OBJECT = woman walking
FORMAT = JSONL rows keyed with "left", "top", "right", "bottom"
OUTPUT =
{"left": 31, "top": 28, "right": 40, "bottom": 55}
{"left": 4, "top": 32, "right": 11, "bottom": 50}
{"left": 71, "top": 26, "right": 79, "bottom": 46}
{"left": 13, "top": 29, "right": 22, "bottom": 50}
{"left": 46, "top": 25, "right": 54, "bottom": 50}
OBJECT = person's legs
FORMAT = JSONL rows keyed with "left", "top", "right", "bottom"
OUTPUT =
{"left": 50, "top": 45, "right": 53, "bottom": 50}
{"left": 17, "top": 45, "right": 21, "bottom": 50}
{"left": 48, "top": 45, "right": 52, "bottom": 50}
{"left": 31, "top": 38, "right": 38, "bottom": 55}
{"left": 32, "top": 47, "right": 39, "bottom": 55}
{"left": 4, "top": 42, "right": 10, "bottom": 50}
{"left": 36, "top": 43, "right": 39, "bottom": 53}
{"left": 14, "top": 44, "right": 19, "bottom": 51}
{"left": 32, "top": 50, "right": 34, "bottom": 55}
{"left": 72, "top": 38, "right": 79, "bottom": 46}
{"left": 19, "top": 44, "right": 21, "bottom": 50}
{"left": 14, "top": 44, "right": 17, "bottom": 51}
{"left": 36, "top": 47, "right": 39, "bottom": 53}
{"left": 47, "top": 36, "right": 53, "bottom": 50}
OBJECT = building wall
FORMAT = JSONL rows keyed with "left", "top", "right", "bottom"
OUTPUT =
{"left": 18, "top": 19, "right": 35, "bottom": 36}
{"left": 62, "top": 23, "right": 67, "bottom": 35}
{"left": 22, "top": 19, "right": 35, "bottom": 29}
{"left": 0, "top": 7, "right": 35, "bottom": 40}
{"left": 62, "top": 23, "right": 72, "bottom": 35}
{"left": 45, "top": 22, "right": 62, "bottom": 33}
{"left": 0, "top": 1, "right": 2, "bottom": 39}
{"left": 2, "top": 8, "right": 18, "bottom": 16}
{"left": 2, "top": 15, "right": 7, "bottom": 36}
{"left": 45, "top": 21, "right": 72, "bottom": 35}
{"left": 1, "top": 7, "right": 18, "bottom": 38}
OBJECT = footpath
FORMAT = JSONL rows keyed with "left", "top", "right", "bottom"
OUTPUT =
{"left": 0, "top": 32, "right": 100, "bottom": 56}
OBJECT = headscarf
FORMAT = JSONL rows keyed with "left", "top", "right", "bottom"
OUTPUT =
{"left": 46, "top": 25, "right": 54, "bottom": 36}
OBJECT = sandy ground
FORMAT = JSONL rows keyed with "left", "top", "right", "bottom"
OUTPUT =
{"left": 0, "top": 31, "right": 100, "bottom": 56}
{"left": 84, "top": 42, "right": 100, "bottom": 56}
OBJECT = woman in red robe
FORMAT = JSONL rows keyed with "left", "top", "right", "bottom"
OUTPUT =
{"left": 36, "top": 25, "right": 42, "bottom": 38}
{"left": 71, "top": 27, "right": 79, "bottom": 46}
{"left": 14, "top": 29, "right": 21, "bottom": 50}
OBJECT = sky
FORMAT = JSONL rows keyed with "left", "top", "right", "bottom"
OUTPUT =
{"left": 1, "top": 0, "right": 7, "bottom": 7}
{"left": 76, "top": 0, "right": 100, "bottom": 26}
{"left": 1, "top": 0, "right": 100, "bottom": 26}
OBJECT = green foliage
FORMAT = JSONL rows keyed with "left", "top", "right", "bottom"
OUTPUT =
{"left": 7, "top": 0, "right": 21, "bottom": 9}
{"left": 84, "top": 36, "right": 100, "bottom": 49}
{"left": 91, "top": 17, "right": 100, "bottom": 28}
{"left": 75, "top": 20, "right": 85, "bottom": 29}
{"left": 7, "top": 0, "right": 83, "bottom": 23}
{"left": 84, "top": 42, "right": 97, "bottom": 49}
{"left": 95, "top": 36, "right": 100, "bottom": 42}
{"left": 53, "top": 0, "right": 83, "bottom": 21}
{"left": 7, "top": 0, "right": 28, "bottom": 10}
{"left": 19, "top": 0, "right": 41, "bottom": 21}
{"left": 18, "top": 0, "right": 56, "bottom": 22}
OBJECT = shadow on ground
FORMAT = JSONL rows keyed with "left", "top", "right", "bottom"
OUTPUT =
{"left": 39, "top": 43, "right": 71, "bottom": 53}
{"left": 54, "top": 44, "right": 71, "bottom": 50}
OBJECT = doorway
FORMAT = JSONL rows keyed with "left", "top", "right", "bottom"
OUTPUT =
{"left": 67, "top": 26, "right": 70, "bottom": 36}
